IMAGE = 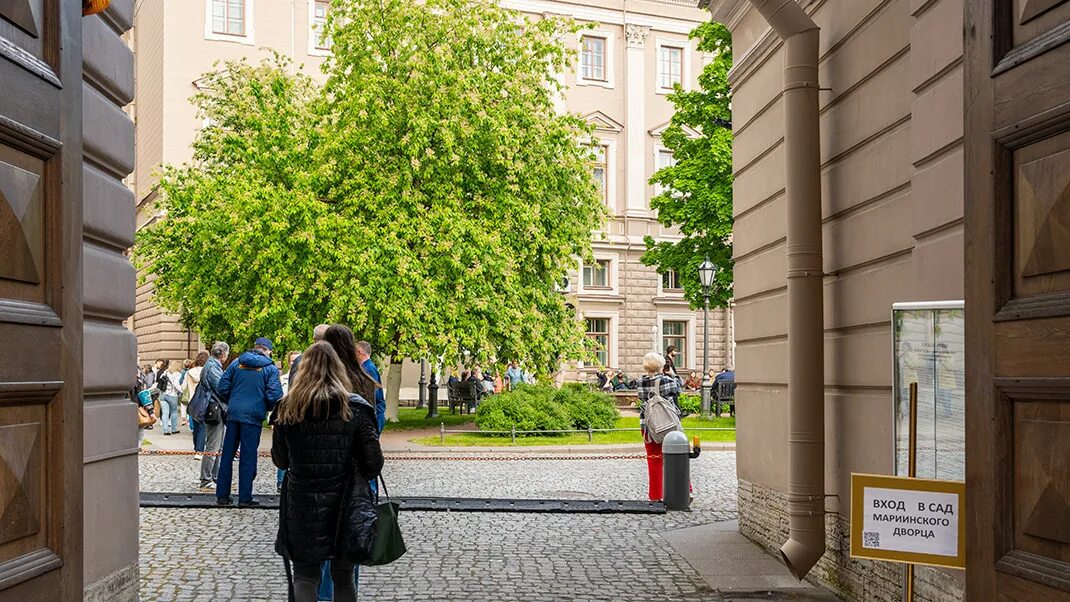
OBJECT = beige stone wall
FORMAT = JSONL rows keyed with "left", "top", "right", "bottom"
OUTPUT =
{"left": 82, "top": 1, "right": 140, "bottom": 599}
{"left": 711, "top": 0, "right": 964, "bottom": 599}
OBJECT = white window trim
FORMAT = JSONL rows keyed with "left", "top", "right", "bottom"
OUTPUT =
{"left": 576, "top": 31, "right": 615, "bottom": 89}
{"left": 585, "top": 137, "right": 617, "bottom": 211}
{"left": 654, "top": 37, "right": 690, "bottom": 95}
{"left": 576, "top": 252, "right": 619, "bottom": 296}
{"left": 656, "top": 269, "right": 686, "bottom": 298}
{"left": 308, "top": 0, "right": 331, "bottom": 57}
{"left": 205, "top": 0, "right": 255, "bottom": 45}
{"left": 580, "top": 310, "right": 619, "bottom": 369}
{"left": 657, "top": 312, "right": 697, "bottom": 371}
{"left": 652, "top": 144, "right": 675, "bottom": 198}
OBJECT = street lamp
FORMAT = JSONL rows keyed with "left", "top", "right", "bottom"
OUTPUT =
{"left": 698, "top": 257, "right": 717, "bottom": 418}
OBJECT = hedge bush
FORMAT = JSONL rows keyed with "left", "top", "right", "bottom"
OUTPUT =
{"left": 474, "top": 384, "right": 620, "bottom": 435}
{"left": 678, "top": 394, "right": 701, "bottom": 415}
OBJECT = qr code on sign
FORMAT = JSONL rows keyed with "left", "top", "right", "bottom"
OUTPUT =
{"left": 863, "top": 532, "right": 880, "bottom": 548}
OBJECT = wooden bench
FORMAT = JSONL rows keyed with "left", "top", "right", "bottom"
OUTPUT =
{"left": 447, "top": 381, "right": 481, "bottom": 414}
{"left": 715, "top": 379, "right": 737, "bottom": 417}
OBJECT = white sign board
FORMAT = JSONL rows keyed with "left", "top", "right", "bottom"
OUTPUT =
{"left": 850, "top": 474, "right": 965, "bottom": 569}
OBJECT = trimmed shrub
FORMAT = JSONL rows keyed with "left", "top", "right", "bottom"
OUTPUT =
{"left": 474, "top": 386, "right": 572, "bottom": 435}
{"left": 554, "top": 385, "right": 619, "bottom": 429}
{"left": 678, "top": 394, "right": 701, "bottom": 415}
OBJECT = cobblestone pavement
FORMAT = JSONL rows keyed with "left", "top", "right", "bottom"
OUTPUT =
{"left": 140, "top": 452, "right": 739, "bottom": 601}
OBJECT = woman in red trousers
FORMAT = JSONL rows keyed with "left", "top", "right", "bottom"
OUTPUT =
{"left": 637, "top": 351, "right": 683, "bottom": 501}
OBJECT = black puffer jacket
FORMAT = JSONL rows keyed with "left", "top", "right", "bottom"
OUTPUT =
{"left": 272, "top": 394, "right": 384, "bottom": 563}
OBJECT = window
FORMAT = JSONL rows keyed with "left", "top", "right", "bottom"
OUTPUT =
{"left": 658, "top": 45, "right": 683, "bottom": 90}
{"left": 312, "top": 0, "right": 330, "bottom": 50}
{"left": 580, "top": 35, "right": 607, "bottom": 82}
{"left": 583, "top": 260, "right": 610, "bottom": 288}
{"left": 592, "top": 144, "right": 608, "bottom": 204}
{"left": 662, "top": 270, "right": 683, "bottom": 292}
{"left": 212, "top": 0, "right": 246, "bottom": 36}
{"left": 663, "top": 320, "right": 688, "bottom": 368}
{"left": 654, "top": 149, "right": 676, "bottom": 196}
{"left": 586, "top": 318, "right": 610, "bottom": 366}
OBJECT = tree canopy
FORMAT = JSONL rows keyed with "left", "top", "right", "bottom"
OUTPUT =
{"left": 135, "top": 0, "right": 606, "bottom": 378}
{"left": 642, "top": 22, "right": 733, "bottom": 309}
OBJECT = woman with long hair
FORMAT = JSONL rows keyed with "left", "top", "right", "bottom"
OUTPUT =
{"left": 272, "top": 342, "right": 383, "bottom": 602}
{"left": 185, "top": 351, "right": 210, "bottom": 457}
{"left": 323, "top": 325, "right": 380, "bottom": 406}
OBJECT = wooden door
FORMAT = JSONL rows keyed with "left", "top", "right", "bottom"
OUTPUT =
{"left": 0, "top": 1, "right": 83, "bottom": 600}
{"left": 965, "top": 1, "right": 1070, "bottom": 599}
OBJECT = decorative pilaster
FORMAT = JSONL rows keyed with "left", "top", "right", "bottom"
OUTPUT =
{"left": 625, "top": 24, "right": 650, "bottom": 216}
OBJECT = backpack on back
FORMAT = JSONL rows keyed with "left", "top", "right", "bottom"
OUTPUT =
{"left": 644, "top": 381, "right": 682, "bottom": 444}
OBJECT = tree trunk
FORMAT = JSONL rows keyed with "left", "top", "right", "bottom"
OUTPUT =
{"left": 385, "top": 355, "right": 403, "bottom": 422}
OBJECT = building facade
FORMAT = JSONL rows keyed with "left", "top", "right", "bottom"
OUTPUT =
{"left": 130, "top": 0, "right": 734, "bottom": 385}
{"left": 707, "top": 0, "right": 966, "bottom": 599}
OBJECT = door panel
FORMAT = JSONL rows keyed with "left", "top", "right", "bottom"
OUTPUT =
{"left": 966, "top": 1, "right": 1070, "bottom": 599}
{"left": 0, "top": 0, "right": 81, "bottom": 600}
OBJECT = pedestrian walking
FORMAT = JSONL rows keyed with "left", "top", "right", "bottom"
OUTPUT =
{"left": 272, "top": 342, "right": 383, "bottom": 602}
{"left": 216, "top": 337, "right": 283, "bottom": 507}
{"left": 637, "top": 352, "right": 682, "bottom": 501}
{"left": 195, "top": 342, "right": 229, "bottom": 491}
{"left": 157, "top": 360, "right": 184, "bottom": 435}
{"left": 185, "top": 352, "right": 209, "bottom": 458}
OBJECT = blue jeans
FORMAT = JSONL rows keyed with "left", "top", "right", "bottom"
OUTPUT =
{"left": 191, "top": 419, "right": 206, "bottom": 452}
{"left": 277, "top": 468, "right": 285, "bottom": 487}
{"left": 215, "top": 421, "right": 261, "bottom": 503}
{"left": 317, "top": 560, "right": 359, "bottom": 601}
{"left": 160, "top": 394, "right": 180, "bottom": 434}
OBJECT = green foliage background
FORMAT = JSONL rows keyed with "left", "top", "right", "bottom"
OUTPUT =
{"left": 135, "top": 0, "right": 607, "bottom": 373}
{"left": 474, "top": 384, "right": 620, "bottom": 434}
{"left": 642, "top": 22, "right": 734, "bottom": 309}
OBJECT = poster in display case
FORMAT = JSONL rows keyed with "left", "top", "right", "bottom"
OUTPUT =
{"left": 892, "top": 302, "right": 965, "bottom": 481}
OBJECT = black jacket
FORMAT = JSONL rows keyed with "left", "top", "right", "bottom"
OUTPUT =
{"left": 271, "top": 394, "right": 384, "bottom": 563}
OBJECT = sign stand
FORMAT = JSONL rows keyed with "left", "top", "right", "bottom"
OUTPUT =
{"left": 904, "top": 382, "right": 918, "bottom": 602}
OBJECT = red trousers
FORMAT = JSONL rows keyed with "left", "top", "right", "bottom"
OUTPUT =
{"left": 645, "top": 440, "right": 663, "bottom": 501}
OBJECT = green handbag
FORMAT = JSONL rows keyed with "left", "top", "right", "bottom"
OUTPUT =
{"left": 363, "top": 476, "right": 406, "bottom": 566}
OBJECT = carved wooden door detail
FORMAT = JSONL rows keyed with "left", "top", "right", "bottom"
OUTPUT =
{"left": 966, "top": 0, "right": 1070, "bottom": 599}
{"left": 0, "top": 1, "right": 83, "bottom": 599}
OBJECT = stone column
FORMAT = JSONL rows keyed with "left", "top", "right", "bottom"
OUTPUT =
{"left": 624, "top": 24, "right": 649, "bottom": 216}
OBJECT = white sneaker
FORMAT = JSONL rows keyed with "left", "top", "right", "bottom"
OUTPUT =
{"left": 193, "top": 453, "right": 203, "bottom": 460}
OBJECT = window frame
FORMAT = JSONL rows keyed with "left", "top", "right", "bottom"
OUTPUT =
{"left": 588, "top": 138, "right": 616, "bottom": 209}
{"left": 582, "top": 259, "right": 611, "bottom": 290}
{"left": 653, "top": 146, "right": 677, "bottom": 197}
{"left": 577, "top": 253, "right": 619, "bottom": 296}
{"left": 205, "top": 0, "right": 255, "bottom": 45}
{"left": 581, "top": 311, "right": 619, "bottom": 369}
{"left": 662, "top": 320, "right": 689, "bottom": 369}
{"left": 661, "top": 270, "right": 684, "bottom": 294}
{"left": 308, "top": 0, "right": 332, "bottom": 56}
{"left": 654, "top": 38, "right": 690, "bottom": 95}
{"left": 577, "top": 32, "right": 614, "bottom": 89}
{"left": 586, "top": 317, "right": 611, "bottom": 367}
{"left": 657, "top": 313, "right": 697, "bottom": 371}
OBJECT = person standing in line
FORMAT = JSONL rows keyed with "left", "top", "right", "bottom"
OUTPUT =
{"left": 154, "top": 358, "right": 167, "bottom": 381}
{"left": 272, "top": 342, "right": 383, "bottom": 602}
{"left": 354, "top": 339, "right": 386, "bottom": 433}
{"left": 157, "top": 360, "right": 185, "bottom": 435}
{"left": 278, "top": 323, "right": 330, "bottom": 493}
{"left": 637, "top": 352, "right": 681, "bottom": 501}
{"left": 185, "top": 352, "right": 209, "bottom": 459}
{"left": 198, "top": 342, "right": 229, "bottom": 491}
{"left": 216, "top": 338, "right": 283, "bottom": 507}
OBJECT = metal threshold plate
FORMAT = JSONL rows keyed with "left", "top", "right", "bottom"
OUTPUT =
{"left": 139, "top": 493, "right": 666, "bottom": 514}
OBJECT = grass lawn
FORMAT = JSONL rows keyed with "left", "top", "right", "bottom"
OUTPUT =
{"left": 411, "top": 415, "right": 736, "bottom": 447}
{"left": 383, "top": 407, "right": 475, "bottom": 431}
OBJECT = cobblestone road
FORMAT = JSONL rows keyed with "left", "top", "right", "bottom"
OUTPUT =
{"left": 139, "top": 452, "right": 739, "bottom": 601}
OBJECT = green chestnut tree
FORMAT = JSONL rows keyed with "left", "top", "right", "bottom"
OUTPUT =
{"left": 642, "top": 22, "right": 734, "bottom": 309}
{"left": 136, "top": 0, "right": 607, "bottom": 420}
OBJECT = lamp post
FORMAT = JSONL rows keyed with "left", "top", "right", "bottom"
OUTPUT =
{"left": 426, "top": 364, "right": 439, "bottom": 419}
{"left": 417, "top": 358, "right": 427, "bottom": 410}
{"left": 698, "top": 258, "right": 717, "bottom": 418}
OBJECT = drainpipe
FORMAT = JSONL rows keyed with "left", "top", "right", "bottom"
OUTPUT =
{"left": 745, "top": 0, "right": 825, "bottom": 580}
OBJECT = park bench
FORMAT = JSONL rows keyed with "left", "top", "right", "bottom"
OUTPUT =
{"left": 447, "top": 381, "right": 481, "bottom": 414}
{"left": 716, "top": 379, "right": 737, "bottom": 417}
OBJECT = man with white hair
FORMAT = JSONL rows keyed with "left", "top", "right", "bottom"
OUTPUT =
{"left": 197, "top": 341, "right": 229, "bottom": 490}
{"left": 287, "top": 323, "right": 330, "bottom": 385}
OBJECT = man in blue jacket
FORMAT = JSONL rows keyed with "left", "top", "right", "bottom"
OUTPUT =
{"left": 356, "top": 340, "right": 386, "bottom": 433}
{"left": 216, "top": 337, "right": 283, "bottom": 507}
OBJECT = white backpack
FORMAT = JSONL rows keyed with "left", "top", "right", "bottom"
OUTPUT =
{"left": 644, "top": 380, "right": 682, "bottom": 443}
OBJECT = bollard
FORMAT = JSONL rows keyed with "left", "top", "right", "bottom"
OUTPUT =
{"left": 440, "top": 422, "right": 445, "bottom": 445}
{"left": 662, "top": 431, "right": 694, "bottom": 511}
